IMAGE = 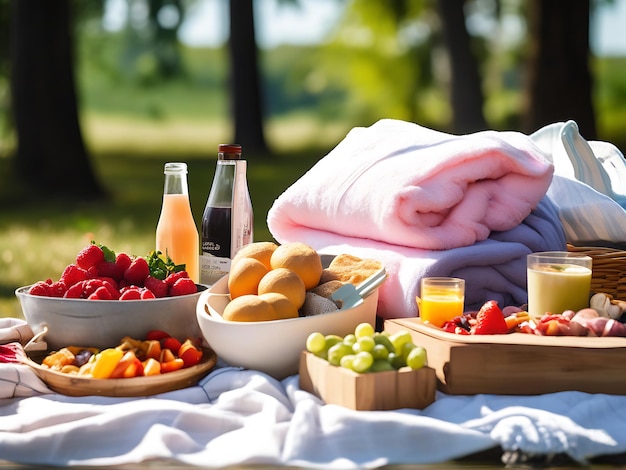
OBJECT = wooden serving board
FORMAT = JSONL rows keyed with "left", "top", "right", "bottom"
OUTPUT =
{"left": 385, "top": 318, "right": 626, "bottom": 396}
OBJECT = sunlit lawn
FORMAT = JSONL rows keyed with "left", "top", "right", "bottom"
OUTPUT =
{"left": 0, "top": 114, "right": 350, "bottom": 319}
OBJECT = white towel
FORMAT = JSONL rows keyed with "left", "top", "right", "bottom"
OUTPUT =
{"left": 531, "top": 120, "right": 626, "bottom": 245}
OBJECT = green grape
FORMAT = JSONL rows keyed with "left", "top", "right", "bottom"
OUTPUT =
{"left": 390, "top": 330, "right": 412, "bottom": 353}
{"left": 352, "top": 336, "right": 375, "bottom": 354}
{"left": 327, "top": 342, "right": 354, "bottom": 366}
{"left": 354, "top": 322, "right": 375, "bottom": 339}
{"left": 343, "top": 333, "right": 357, "bottom": 346}
{"left": 340, "top": 354, "right": 356, "bottom": 370}
{"left": 373, "top": 333, "right": 396, "bottom": 354}
{"left": 324, "top": 334, "right": 344, "bottom": 349}
{"left": 371, "top": 343, "right": 389, "bottom": 360}
{"left": 406, "top": 346, "right": 428, "bottom": 370}
{"left": 306, "top": 332, "right": 326, "bottom": 354}
{"left": 370, "top": 358, "right": 395, "bottom": 372}
{"left": 351, "top": 351, "right": 374, "bottom": 373}
{"left": 388, "top": 352, "right": 406, "bottom": 370}
{"left": 400, "top": 341, "right": 416, "bottom": 360}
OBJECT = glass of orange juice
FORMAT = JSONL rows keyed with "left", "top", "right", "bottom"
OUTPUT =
{"left": 418, "top": 277, "right": 465, "bottom": 327}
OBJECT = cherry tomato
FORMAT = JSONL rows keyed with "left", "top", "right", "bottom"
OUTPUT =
{"left": 178, "top": 339, "right": 203, "bottom": 367}
{"left": 146, "top": 330, "right": 171, "bottom": 341}
{"left": 161, "top": 336, "right": 182, "bottom": 353}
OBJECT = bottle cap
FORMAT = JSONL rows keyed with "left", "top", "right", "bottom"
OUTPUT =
{"left": 218, "top": 144, "right": 242, "bottom": 160}
{"left": 164, "top": 162, "right": 187, "bottom": 174}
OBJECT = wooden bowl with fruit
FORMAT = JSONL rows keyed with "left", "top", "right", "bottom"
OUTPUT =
{"left": 15, "top": 242, "right": 208, "bottom": 350}
{"left": 23, "top": 329, "right": 217, "bottom": 397}
{"left": 196, "top": 241, "right": 387, "bottom": 380}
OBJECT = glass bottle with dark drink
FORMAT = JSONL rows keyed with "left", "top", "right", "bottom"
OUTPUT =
{"left": 200, "top": 144, "right": 253, "bottom": 285}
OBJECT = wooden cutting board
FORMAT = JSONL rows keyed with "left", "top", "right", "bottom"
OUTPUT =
{"left": 385, "top": 318, "right": 626, "bottom": 395}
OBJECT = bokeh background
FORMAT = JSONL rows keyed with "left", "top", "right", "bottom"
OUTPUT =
{"left": 1, "top": 0, "right": 625, "bottom": 318}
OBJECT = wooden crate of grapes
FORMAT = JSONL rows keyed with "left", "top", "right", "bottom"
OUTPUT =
{"left": 299, "top": 351, "right": 436, "bottom": 411}
{"left": 385, "top": 317, "right": 626, "bottom": 396}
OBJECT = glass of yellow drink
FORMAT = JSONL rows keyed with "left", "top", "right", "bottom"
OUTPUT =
{"left": 418, "top": 277, "right": 465, "bottom": 327}
{"left": 527, "top": 251, "right": 592, "bottom": 318}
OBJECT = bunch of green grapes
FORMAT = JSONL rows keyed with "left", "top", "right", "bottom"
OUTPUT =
{"left": 305, "top": 323, "right": 427, "bottom": 373}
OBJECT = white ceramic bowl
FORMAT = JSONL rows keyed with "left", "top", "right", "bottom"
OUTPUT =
{"left": 15, "top": 285, "right": 208, "bottom": 350}
{"left": 196, "top": 272, "right": 382, "bottom": 380}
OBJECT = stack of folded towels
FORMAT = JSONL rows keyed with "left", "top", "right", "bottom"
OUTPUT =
{"left": 267, "top": 119, "right": 569, "bottom": 318}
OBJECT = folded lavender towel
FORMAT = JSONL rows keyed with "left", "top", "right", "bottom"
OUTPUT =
{"left": 273, "top": 197, "right": 565, "bottom": 319}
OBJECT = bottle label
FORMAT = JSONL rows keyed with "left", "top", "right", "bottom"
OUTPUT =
{"left": 231, "top": 160, "right": 254, "bottom": 256}
{"left": 199, "top": 254, "right": 231, "bottom": 285}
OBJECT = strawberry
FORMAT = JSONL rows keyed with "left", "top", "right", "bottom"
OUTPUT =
{"left": 115, "top": 252, "right": 132, "bottom": 272}
{"left": 29, "top": 280, "right": 52, "bottom": 297}
{"left": 140, "top": 288, "right": 156, "bottom": 299}
{"left": 165, "top": 270, "right": 189, "bottom": 286}
{"left": 119, "top": 287, "right": 142, "bottom": 300}
{"left": 48, "top": 280, "right": 68, "bottom": 297}
{"left": 169, "top": 277, "right": 197, "bottom": 297}
{"left": 82, "top": 279, "right": 106, "bottom": 297}
{"left": 76, "top": 244, "right": 105, "bottom": 270}
{"left": 60, "top": 264, "right": 90, "bottom": 287}
{"left": 472, "top": 300, "right": 508, "bottom": 335}
{"left": 95, "top": 261, "right": 125, "bottom": 282}
{"left": 88, "top": 286, "right": 114, "bottom": 300}
{"left": 64, "top": 280, "right": 87, "bottom": 298}
{"left": 144, "top": 276, "right": 168, "bottom": 298}
{"left": 100, "top": 279, "right": 120, "bottom": 299}
{"left": 97, "top": 276, "right": 119, "bottom": 292}
{"left": 124, "top": 257, "right": 150, "bottom": 286}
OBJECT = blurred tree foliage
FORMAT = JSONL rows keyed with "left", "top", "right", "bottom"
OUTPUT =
{"left": 0, "top": 0, "right": 623, "bottom": 162}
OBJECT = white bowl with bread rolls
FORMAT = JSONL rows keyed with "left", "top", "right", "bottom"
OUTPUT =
{"left": 196, "top": 246, "right": 386, "bottom": 380}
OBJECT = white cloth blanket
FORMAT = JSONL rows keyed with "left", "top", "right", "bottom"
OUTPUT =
{"left": 2, "top": 367, "right": 626, "bottom": 467}
{"left": 530, "top": 120, "right": 626, "bottom": 245}
{"left": 2, "top": 319, "right": 626, "bottom": 468}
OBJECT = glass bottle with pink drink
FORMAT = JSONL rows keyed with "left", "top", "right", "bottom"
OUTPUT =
{"left": 156, "top": 162, "right": 200, "bottom": 283}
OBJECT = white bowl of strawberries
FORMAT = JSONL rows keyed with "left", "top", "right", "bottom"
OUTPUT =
{"left": 15, "top": 242, "right": 207, "bottom": 350}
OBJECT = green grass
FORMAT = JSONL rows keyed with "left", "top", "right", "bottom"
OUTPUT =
{"left": 0, "top": 114, "right": 345, "bottom": 319}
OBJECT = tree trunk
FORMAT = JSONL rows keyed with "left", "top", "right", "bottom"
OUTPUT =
{"left": 522, "top": 0, "right": 596, "bottom": 138}
{"left": 228, "top": 0, "right": 268, "bottom": 154}
{"left": 148, "top": 0, "right": 185, "bottom": 79}
{"left": 437, "top": 0, "right": 487, "bottom": 134}
{"left": 9, "top": 0, "right": 104, "bottom": 199}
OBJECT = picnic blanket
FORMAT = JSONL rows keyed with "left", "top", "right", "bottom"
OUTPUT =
{"left": 2, "top": 319, "right": 626, "bottom": 468}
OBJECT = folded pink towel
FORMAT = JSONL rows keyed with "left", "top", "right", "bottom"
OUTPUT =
{"left": 267, "top": 119, "right": 554, "bottom": 250}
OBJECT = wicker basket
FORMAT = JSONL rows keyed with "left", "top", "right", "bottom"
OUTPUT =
{"left": 567, "top": 244, "right": 626, "bottom": 300}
